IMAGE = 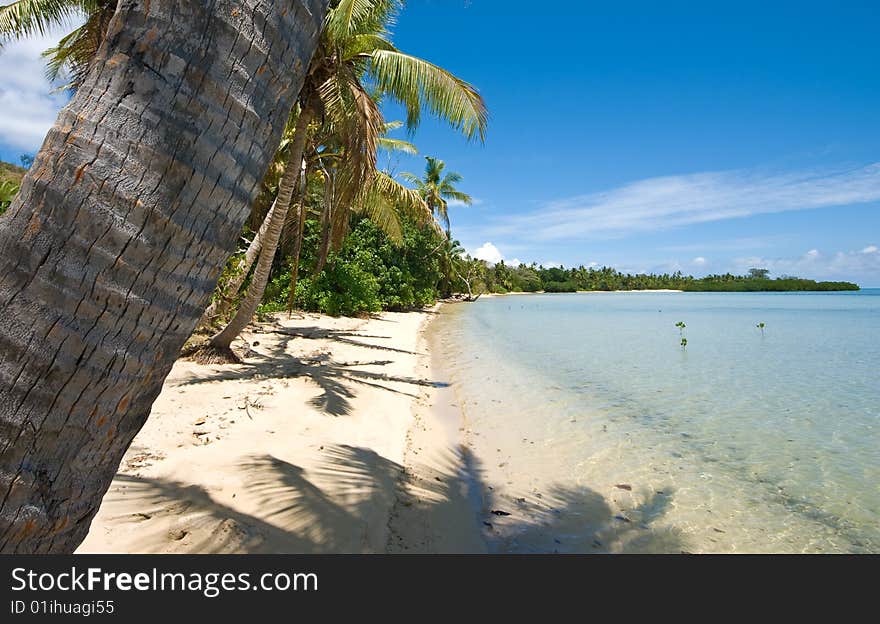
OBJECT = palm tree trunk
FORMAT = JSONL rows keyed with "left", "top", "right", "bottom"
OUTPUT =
{"left": 209, "top": 106, "right": 315, "bottom": 351}
{"left": 286, "top": 194, "right": 309, "bottom": 316}
{"left": 0, "top": 0, "right": 328, "bottom": 554}
{"left": 314, "top": 172, "right": 334, "bottom": 275}
{"left": 201, "top": 201, "right": 276, "bottom": 324}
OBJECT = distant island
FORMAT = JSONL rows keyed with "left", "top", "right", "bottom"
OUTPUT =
{"left": 481, "top": 263, "right": 859, "bottom": 293}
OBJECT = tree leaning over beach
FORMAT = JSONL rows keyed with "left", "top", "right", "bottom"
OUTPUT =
{"left": 201, "top": 0, "right": 487, "bottom": 355}
{"left": 0, "top": 0, "right": 330, "bottom": 553}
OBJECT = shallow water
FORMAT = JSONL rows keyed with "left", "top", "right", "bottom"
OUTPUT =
{"left": 429, "top": 290, "right": 880, "bottom": 553}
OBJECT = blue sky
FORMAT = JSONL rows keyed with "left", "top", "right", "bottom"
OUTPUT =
{"left": 1, "top": 1, "right": 879, "bottom": 284}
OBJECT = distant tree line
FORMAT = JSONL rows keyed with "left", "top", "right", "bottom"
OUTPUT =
{"left": 472, "top": 262, "right": 859, "bottom": 293}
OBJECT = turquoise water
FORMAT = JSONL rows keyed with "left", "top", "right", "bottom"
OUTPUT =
{"left": 431, "top": 290, "right": 880, "bottom": 553}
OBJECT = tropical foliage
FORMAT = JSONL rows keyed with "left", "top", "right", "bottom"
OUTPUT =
{"left": 259, "top": 215, "right": 444, "bottom": 317}
{"left": 199, "top": 0, "right": 486, "bottom": 333}
{"left": 403, "top": 156, "right": 472, "bottom": 236}
{"left": 0, "top": 180, "right": 19, "bottom": 215}
{"left": 0, "top": 161, "right": 25, "bottom": 216}
{"left": 0, "top": 0, "right": 116, "bottom": 88}
{"left": 477, "top": 263, "right": 859, "bottom": 293}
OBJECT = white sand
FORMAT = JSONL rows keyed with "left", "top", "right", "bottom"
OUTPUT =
{"left": 78, "top": 307, "right": 483, "bottom": 554}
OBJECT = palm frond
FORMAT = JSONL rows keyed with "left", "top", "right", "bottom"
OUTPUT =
{"left": 41, "top": 6, "right": 105, "bottom": 86}
{"left": 442, "top": 189, "right": 472, "bottom": 205}
{"left": 398, "top": 171, "right": 423, "bottom": 186}
{"left": 317, "top": 69, "right": 382, "bottom": 199}
{"left": 424, "top": 156, "right": 445, "bottom": 181}
{"left": 326, "top": 0, "right": 403, "bottom": 41}
{"left": 377, "top": 136, "right": 417, "bottom": 154}
{"left": 440, "top": 171, "right": 463, "bottom": 186}
{"left": 355, "top": 171, "right": 435, "bottom": 245}
{"left": 369, "top": 49, "right": 488, "bottom": 141}
{"left": 343, "top": 32, "right": 395, "bottom": 59}
{"left": 0, "top": 0, "right": 84, "bottom": 41}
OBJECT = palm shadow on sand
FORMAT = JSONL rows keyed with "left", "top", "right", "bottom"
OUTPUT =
{"left": 105, "top": 445, "right": 687, "bottom": 554}
{"left": 177, "top": 327, "right": 448, "bottom": 417}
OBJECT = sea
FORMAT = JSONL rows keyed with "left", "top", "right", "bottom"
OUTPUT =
{"left": 428, "top": 289, "right": 880, "bottom": 553}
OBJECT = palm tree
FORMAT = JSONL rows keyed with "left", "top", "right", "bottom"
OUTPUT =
{"left": 197, "top": 107, "right": 318, "bottom": 328}
{"left": 204, "top": 0, "right": 487, "bottom": 354}
{"left": 403, "top": 156, "right": 473, "bottom": 238}
{"left": 307, "top": 119, "right": 428, "bottom": 276}
{"left": 0, "top": 0, "right": 330, "bottom": 554}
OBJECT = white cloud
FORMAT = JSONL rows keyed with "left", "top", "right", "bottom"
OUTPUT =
{"left": 733, "top": 247, "right": 880, "bottom": 281}
{"left": 0, "top": 31, "right": 73, "bottom": 154}
{"left": 660, "top": 235, "right": 786, "bottom": 253}
{"left": 448, "top": 197, "right": 482, "bottom": 208}
{"left": 485, "top": 163, "right": 880, "bottom": 242}
{"left": 862, "top": 245, "right": 878, "bottom": 254}
{"left": 508, "top": 258, "right": 522, "bottom": 266}
{"left": 692, "top": 256, "right": 707, "bottom": 265}
{"left": 473, "top": 241, "right": 503, "bottom": 264}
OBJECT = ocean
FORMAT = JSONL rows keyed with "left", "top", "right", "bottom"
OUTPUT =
{"left": 429, "top": 289, "right": 880, "bottom": 553}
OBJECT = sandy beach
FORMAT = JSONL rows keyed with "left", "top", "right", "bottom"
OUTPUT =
{"left": 78, "top": 306, "right": 484, "bottom": 554}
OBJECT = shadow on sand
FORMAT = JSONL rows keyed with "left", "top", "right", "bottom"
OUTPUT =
{"left": 106, "top": 445, "right": 687, "bottom": 554}
{"left": 178, "top": 326, "right": 447, "bottom": 417}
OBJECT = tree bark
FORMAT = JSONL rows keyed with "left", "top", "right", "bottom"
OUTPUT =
{"left": 209, "top": 105, "right": 314, "bottom": 350}
{"left": 0, "top": 0, "right": 329, "bottom": 553}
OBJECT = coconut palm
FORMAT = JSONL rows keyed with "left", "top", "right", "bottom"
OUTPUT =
{"left": 0, "top": 0, "right": 329, "bottom": 553}
{"left": 308, "top": 118, "right": 428, "bottom": 276}
{"left": 205, "top": 0, "right": 487, "bottom": 353}
{"left": 403, "top": 156, "right": 473, "bottom": 237}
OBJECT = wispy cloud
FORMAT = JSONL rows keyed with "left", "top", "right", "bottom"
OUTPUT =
{"left": 448, "top": 197, "right": 483, "bottom": 208}
{"left": 0, "top": 32, "right": 72, "bottom": 154}
{"left": 659, "top": 235, "right": 789, "bottom": 253}
{"left": 486, "top": 163, "right": 880, "bottom": 241}
{"left": 733, "top": 245, "right": 880, "bottom": 281}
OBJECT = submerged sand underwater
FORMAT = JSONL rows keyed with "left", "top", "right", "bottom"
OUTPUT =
{"left": 429, "top": 291, "right": 880, "bottom": 553}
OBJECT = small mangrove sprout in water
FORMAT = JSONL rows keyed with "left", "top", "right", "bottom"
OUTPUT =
{"left": 675, "top": 321, "right": 688, "bottom": 349}
{"left": 756, "top": 322, "right": 765, "bottom": 336}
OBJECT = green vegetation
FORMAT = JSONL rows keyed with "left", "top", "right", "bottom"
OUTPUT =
{"left": 0, "top": 161, "right": 25, "bottom": 216}
{"left": 676, "top": 321, "right": 687, "bottom": 349}
{"left": 259, "top": 215, "right": 444, "bottom": 317}
{"left": 475, "top": 263, "right": 859, "bottom": 293}
{"left": 402, "top": 156, "right": 472, "bottom": 238}
{"left": 0, "top": 160, "right": 26, "bottom": 184}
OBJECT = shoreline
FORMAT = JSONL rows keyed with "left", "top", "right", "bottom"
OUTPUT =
{"left": 481, "top": 289, "right": 684, "bottom": 297}
{"left": 79, "top": 307, "right": 466, "bottom": 553}
{"left": 386, "top": 302, "right": 487, "bottom": 552}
